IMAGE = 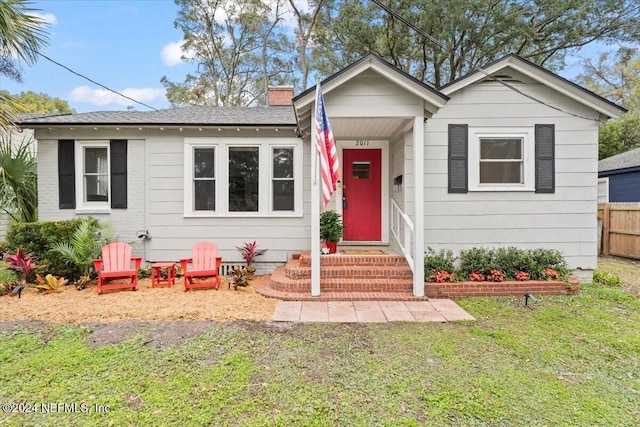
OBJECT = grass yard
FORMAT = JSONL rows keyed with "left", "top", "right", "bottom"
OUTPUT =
{"left": 0, "top": 257, "right": 639, "bottom": 426}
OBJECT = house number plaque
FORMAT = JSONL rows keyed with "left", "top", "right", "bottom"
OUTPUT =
{"left": 355, "top": 140, "right": 370, "bottom": 146}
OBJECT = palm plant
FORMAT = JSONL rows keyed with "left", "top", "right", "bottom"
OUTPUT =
{"left": 0, "top": 0, "right": 49, "bottom": 129}
{"left": 0, "top": 133, "right": 37, "bottom": 222}
{"left": 51, "top": 220, "right": 116, "bottom": 288}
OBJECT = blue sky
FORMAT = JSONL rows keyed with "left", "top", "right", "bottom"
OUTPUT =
{"left": 1, "top": 0, "right": 595, "bottom": 114}
{"left": 0, "top": 0, "right": 193, "bottom": 113}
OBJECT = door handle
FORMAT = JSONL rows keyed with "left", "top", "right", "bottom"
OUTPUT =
{"left": 342, "top": 194, "right": 347, "bottom": 209}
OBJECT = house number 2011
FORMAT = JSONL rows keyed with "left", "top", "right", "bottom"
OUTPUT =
{"left": 356, "top": 140, "right": 369, "bottom": 146}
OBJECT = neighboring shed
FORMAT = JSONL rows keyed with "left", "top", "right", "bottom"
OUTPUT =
{"left": 598, "top": 147, "right": 640, "bottom": 202}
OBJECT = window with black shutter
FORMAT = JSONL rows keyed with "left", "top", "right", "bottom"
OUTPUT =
{"left": 57, "top": 139, "right": 128, "bottom": 210}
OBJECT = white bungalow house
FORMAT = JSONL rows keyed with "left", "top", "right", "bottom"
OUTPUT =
{"left": 19, "top": 54, "right": 626, "bottom": 296}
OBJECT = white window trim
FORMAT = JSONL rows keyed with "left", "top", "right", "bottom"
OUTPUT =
{"left": 598, "top": 177, "right": 609, "bottom": 203}
{"left": 189, "top": 145, "right": 218, "bottom": 213}
{"left": 183, "top": 137, "right": 303, "bottom": 217}
{"left": 469, "top": 127, "right": 535, "bottom": 192}
{"left": 270, "top": 145, "right": 302, "bottom": 214}
{"left": 74, "top": 140, "right": 111, "bottom": 213}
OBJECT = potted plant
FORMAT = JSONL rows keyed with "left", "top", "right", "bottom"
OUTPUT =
{"left": 319, "top": 210, "right": 344, "bottom": 254}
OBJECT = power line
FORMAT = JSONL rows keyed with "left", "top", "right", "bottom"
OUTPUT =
{"left": 37, "top": 52, "right": 159, "bottom": 111}
{"left": 370, "top": 0, "right": 604, "bottom": 122}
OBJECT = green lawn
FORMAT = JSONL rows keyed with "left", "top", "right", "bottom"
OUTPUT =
{"left": 1, "top": 260, "right": 639, "bottom": 426}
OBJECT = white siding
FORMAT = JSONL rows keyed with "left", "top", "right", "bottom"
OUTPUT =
{"left": 36, "top": 132, "right": 146, "bottom": 258}
{"left": 146, "top": 129, "right": 305, "bottom": 264}
{"left": 424, "top": 82, "right": 600, "bottom": 272}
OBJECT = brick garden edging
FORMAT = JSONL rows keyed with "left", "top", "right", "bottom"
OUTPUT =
{"left": 424, "top": 278, "right": 580, "bottom": 298}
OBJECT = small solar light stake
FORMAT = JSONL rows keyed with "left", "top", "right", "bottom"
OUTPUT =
{"left": 524, "top": 293, "right": 538, "bottom": 308}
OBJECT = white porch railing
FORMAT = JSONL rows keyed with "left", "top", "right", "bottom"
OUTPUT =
{"left": 391, "top": 199, "right": 414, "bottom": 272}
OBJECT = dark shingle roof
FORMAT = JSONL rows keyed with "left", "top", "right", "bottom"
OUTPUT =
{"left": 599, "top": 147, "right": 640, "bottom": 172}
{"left": 17, "top": 105, "right": 297, "bottom": 127}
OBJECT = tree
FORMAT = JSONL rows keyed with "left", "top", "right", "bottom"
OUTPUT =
{"left": 577, "top": 47, "right": 640, "bottom": 159}
{"left": 288, "top": 0, "right": 326, "bottom": 91}
{"left": 312, "top": 0, "right": 640, "bottom": 88}
{"left": 3, "top": 90, "right": 75, "bottom": 114}
{"left": 163, "top": 0, "right": 293, "bottom": 107}
{"left": 0, "top": 0, "right": 49, "bottom": 130}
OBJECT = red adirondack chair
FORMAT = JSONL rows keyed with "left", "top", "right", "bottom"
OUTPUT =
{"left": 180, "top": 242, "right": 222, "bottom": 291}
{"left": 93, "top": 242, "right": 142, "bottom": 294}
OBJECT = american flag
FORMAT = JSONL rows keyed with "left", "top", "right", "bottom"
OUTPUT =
{"left": 315, "top": 82, "right": 339, "bottom": 208}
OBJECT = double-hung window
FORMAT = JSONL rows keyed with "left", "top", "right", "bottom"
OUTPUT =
{"left": 193, "top": 147, "right": 216, "bottom": 211}
{"left": 184, "top": 138, "right": 301, "bottom": 216}
{"left": 272, "top": 147, "right": 294, "bottom": 211}
{"left": 75, "top": 141, "right": 110, "bottom": 209}
{"left": 469, "top": 128, "right": 534, "bottom": 191}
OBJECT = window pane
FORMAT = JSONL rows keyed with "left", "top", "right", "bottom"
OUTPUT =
{"left": 273, "top": 181, "right": 294, "bottom": 211}
{"left": 229, "top": 147, "right": 259, "bottom": 212}
{"left": 353, "top": 162, "right": 371, "bottom": 179}
{"left": 273, "top": 148, "right": 293, "bottom": 178}
{"left": 194, "top": 180, "right": 215, "bottom": 210}
{"left": 480, "top": 162, "right": 523, "bottom": 184}
{"left": 480, "top": 138, "right": 522, "bottom": 159}
{"left": 194, "top": 148, "right": 215, "bottom": 178}
{"left": 85, "top": 147, "right": 108, "bottom": 173}
{"left": 85, "top": 176, "right": 109, "bottom": 201}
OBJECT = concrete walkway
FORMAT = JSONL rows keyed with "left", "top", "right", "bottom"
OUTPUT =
{"left": 272, "top": 299, "right": 475, "bottom": 323}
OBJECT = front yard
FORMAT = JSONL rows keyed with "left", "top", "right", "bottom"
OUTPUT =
{"left": 0, "top": 257, "right": 638, "bottom": 426}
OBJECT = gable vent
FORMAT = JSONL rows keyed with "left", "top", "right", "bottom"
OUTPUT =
{"left": 481, "top": 74, "right": 523, "bottom": 84}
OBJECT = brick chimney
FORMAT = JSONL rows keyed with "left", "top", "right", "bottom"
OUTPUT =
{"left": 268, "top": 86, "right": 294, "bottom": 106}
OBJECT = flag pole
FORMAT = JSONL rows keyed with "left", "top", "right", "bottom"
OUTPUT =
{"left": 310, "top": 81, "right": 321, "bottom": 297}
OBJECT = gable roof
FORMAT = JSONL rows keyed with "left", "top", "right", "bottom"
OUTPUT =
{"left": 293, "top": 53, "right": 449, "bottom": 112}
{"left": 439, "top": 53, "right": 627, "bottom": 120}
{"left": 599, "top": 147, "right": 640, "bottom": 173}
{"left": 17, "top": 105, "right": 297, "bottom": 128}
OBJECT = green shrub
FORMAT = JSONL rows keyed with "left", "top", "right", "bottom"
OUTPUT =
{"left": 593, "top": 270, "right": 623, "bottom": 287}
{"left": 424, "top": 247, "right": 456, "bottom": 279}
{"left": 458, "top": 247, "right": 494, "bottom": 277}
{"left": 5, "top": 218, "right": 101, "bottom": 280}
{"left": 458, "top": 247, "right": 569, "bottom": 281}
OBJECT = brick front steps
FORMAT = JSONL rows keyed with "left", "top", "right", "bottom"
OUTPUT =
{"left": 425, "top": 279, "right": 580, "bottom": 298}
{"left": 259, "top": 252, "right": 421, "bottom": 301}
{"left": 256, "top": 252, "right": 580, "bottom": 301}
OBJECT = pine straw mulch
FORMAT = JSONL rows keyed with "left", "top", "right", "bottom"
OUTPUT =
{"left": 0, "top": 275, "right": 278, "bottom": 325}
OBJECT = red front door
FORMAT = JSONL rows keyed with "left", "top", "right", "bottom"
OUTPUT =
{"left": 342, "top": 149, "right": 382, "bottom": 241}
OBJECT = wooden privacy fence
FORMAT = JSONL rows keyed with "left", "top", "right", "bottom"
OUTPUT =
{"left": 598, "top": 203, "right": 640, "bottom": 259}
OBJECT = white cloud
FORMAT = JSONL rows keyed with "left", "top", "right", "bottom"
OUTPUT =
{"left": 69, "top": 86, "right": 165, "bottom": 106}
{"left": 161, "top": 41, "right": 185, "bottom": 66}
{"left": 31, "top": 12, "right": 57, "bottom": 25}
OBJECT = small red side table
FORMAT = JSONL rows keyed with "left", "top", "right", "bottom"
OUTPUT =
{"left": 151, "top": 262, "right": 176, "bottom": 288}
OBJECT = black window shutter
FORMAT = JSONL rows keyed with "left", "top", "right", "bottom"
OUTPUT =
{"left": 535, "top": 124, "right": 555, "bottom": 193}
{"left": 448, "top": 124, "right": 468, "bottom": 193}
{"left": 110, "top": 140, "right": 128, "bottom": 208}
{"left": 58, "top": 140, "right": 76, "bottom": 209}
